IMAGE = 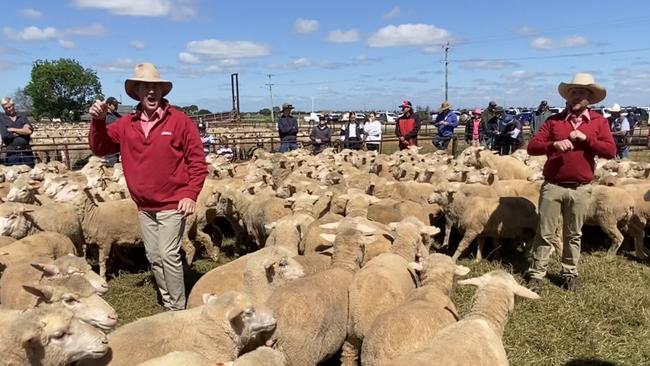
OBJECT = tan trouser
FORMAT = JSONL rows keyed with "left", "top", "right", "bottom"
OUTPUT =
{"left": 138, "top": 210, "right": 186, "bottom": 310}
{"left": 527, "top": 182, "right": 590, "bottom": 279}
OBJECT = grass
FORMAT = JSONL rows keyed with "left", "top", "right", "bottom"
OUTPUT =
{"left": 103, "top": 241, "right": 650, "bottom": 366}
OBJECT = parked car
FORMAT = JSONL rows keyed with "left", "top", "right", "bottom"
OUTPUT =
{"left": 304, "top": 112, "right": 323, "bottom": 123}
{"left": 327, "top": 113, "right": 340, "bottom": 122}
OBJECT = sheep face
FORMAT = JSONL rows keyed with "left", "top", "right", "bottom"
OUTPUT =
{"left": 203, "top": 292, "right": 277, "bottom": 344}
{"left": 55, "top": 256, "right": 109, "bottom": 295}
{"left": 26, "top": 307, "right": 109, "bottom": 363}
{"left": 0, "top": 210, "right": 29, "bottom": 238}
{"left": 264, "top": 255, "right": 305, "bottom": 282}
{"left": 44, "top": 179, "right": 68, "bottom": 197}
{"left": 53, "top": 185, "right": 81, "bottom": 202}
{"left": 6, "top": 185, "right": 37, "bottom": 203}
{"left": 28, "top": 166, "right": 46, "bottom": 181}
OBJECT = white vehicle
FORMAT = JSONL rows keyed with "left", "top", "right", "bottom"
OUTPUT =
{"left": 378, "top": 111, "right": 397, "bottom": 123}
{"left": 303, "top": 112, "right": 323, "bottom": 122}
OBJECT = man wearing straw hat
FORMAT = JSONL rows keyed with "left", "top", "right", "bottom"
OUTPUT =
{"left": 525, "top": 73, "right": 616, "bottom": 294}
{"left": 88, "top": 63, "right": 207, "bottom": 310}
{"left": 432, "top": 100, "right": 458, "bottom": 150}
{"left": 608, "top": 103, "right": 630, "bottom": 159}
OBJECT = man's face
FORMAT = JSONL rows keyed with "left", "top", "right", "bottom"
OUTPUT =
{"left": 107, "top": 103, "right": 117, "bottom": 112}
{"left": 402, "top": 106, "right": 410, "bottom": 114}
{"left": 135, "top": 82, "right": 163, "bottom": 112}
{"left": 567, "top": 87, "right": 592, "bottom": 112}
{"left": 2, "top": 103, "right": 15, "bottom": 115}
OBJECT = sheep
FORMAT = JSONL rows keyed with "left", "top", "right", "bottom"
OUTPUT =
{"left": 0, "top": 231, "right": 77, "bottom": 271}
{"left": 79, "top": 291, "right": 277, "bottom": 366}
{"left": 0, "top": 235, "right": 15, "bottom": 247}
{"left": 0, "top": 267, "right": 118, "bottom": 330}
{"left": 361, "top": 254, "right": 469, "bottom": 366}
{"left": 429, "top": 187, "right": 538, "bottom": 261}
{"left": 217, "top": 346, "right": 288, "bottom": 366}
{"left": 464, "top": 146, "right": 533, "bottom": 180}
{"left": 584, "top": 185, "right": 635, "bottom": 256}
{"left": 266, "top": 223, "right": 375, "bottom": 366}
{"left": 50, "top": 253, "right": 109, "bottom": 294}
{"left": 136, "top": 351, "right": 213, "bottom": 366}
{"left": 292, "top": 253, "right": 331, "bottom": 276}
{"left": 390, "top": 270, "right": 539, "bottom": 366}
{"left": 602, "top": 182, "right": 650, "bottom": 259}
{"left": 342, "top": 218, "right": 440, "bottom": 366}
{"left": 0, "top": 304, "right": 109, "bottom": 366}
{"left": 187, "top": 246, "right": 304, "bottom": 308}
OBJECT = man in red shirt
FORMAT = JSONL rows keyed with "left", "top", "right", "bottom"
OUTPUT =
{"left": 88, "top": 63, "right": 207, "bottom": 310}
{"left": 526, "top": 73, "right": 616, "bottom": 294}
{"left": 395, "top": 100, "right": 420, "bottom": 150}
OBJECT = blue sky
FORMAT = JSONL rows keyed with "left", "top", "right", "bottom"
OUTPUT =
{"left": 1, "top": 0, "right": 650, "bottom": 113}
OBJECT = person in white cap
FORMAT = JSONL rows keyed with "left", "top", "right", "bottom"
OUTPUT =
{"left": 608, "top": 103, "right": 630, "bottom": 159}
{"left": 88, "top": 63, "right": 207, "bottom": 310}
{"left": 525, "top": 73, "right": 616, "bottom": 294}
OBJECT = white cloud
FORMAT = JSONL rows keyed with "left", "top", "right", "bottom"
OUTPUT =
{"left": 22, "top": 8, "right": 43, "bottom": 19}
{"left": 294, "top": 18, "right": 319, "bottom": 34}
{"left": 514, "top": 26, "right": 538, "bottom": 36}
{"left": 58, "top": 39, "right": 76, "bottom": 49}
{"left": 461, "top": 60, "right": 520, "bottom": 70}
{"left": 4, "top": 26, "right": 59, "bottom": 41}
{"left": 530, "top": 35, "right": 588, "bottom": 50}
{"left": 130, "top": 40, "right": 146, "bottom": 49}
{"left": 66, "top": 23, "right": 107, "bottom": 37}
{"left": 96, "top": 58, "right": 137, "bottom": 73}
{"left": 383, "top": 6, "right": 401, "bottom": 19}
{"left": 326, "top": 29, "right": 360, "bottom": 43}
{"left": 184, "top": 39, "right": 271, "bottom": 59}
{"left": 73, "top": 0, "right": 196, "bottom": 19}
{"left": 178, "top": 51, "right": 201, "bottom": 64}
{"left": 368, "top": 24, "right": 451, "bottom": 47}
{"left": 290, "top": 57, "right": 311, "bottom": 68}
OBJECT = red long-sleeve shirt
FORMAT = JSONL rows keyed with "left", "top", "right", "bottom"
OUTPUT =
{"left": 527, "top": 109, "right": 616, "bottom": 184}
{"left": 89, "top": 105, "right": 208, "bottom": 211}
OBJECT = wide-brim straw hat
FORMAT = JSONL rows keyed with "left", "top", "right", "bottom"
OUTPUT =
{"left": 438, "top": 100, "right": 452, "bottom": 113}
{"left": 610, "top": 103, "right": 622, "bottom": 113}
{"left": 125, "top": 63, "right": 173, "bottom": 101}
{"left": 558, "top": 73, "right": 606, "bottom": 105}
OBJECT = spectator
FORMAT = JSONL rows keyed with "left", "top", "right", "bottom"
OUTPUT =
{"left": 88, "top": 62, "right": 208, "bottom": 310}
{"left": 465, "top": 108, "right": 486, "bottom": 146}
{"left": 608, "top": 103, "right": 630, "bottom": 159}
{"left": 532, "top": 100, "right": 552, "bottom": 134}
{"left": 395, "top": 100, "right": 420, "bottom": 150}
{"left": 0, "top": 97, "right": 35, "bottom": 167}
{"left": 525, "top": 73, "right": 615, "bottom": 294}
{"left": 216, "top": 142, "right": 235, "bottom": 161}
{"left": 485, "top": 106, "right": 503, "bottom": 150}
{"left": 198, "top": 121, "right": 215, "bottom": 156}
{"left": 498, "top": 113, "right": 523, "bottom": 155}
{"left": 340, "top": 112, "right": 364, "bottom": 150}
{"left": 103, "top": 97, "right": 122, "bottom": 166}
{"left": 432, "top": 101, "right": 458, "bottom": 150}
{"left": 277, "top": 103, "right": 299, "bottom": 153}
{"left": 480, "top": 100, "right": 498, "bottom": 129}
{"left": 363, "top": 111, "right": 382, "bottom": 151}
{"left": 309, "top": 115, "right": 331, "bottom": 154}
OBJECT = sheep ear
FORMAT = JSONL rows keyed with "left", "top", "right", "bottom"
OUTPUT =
{"left": 511, "top": 283, "right": 541, "bottom": 300}
{"left": 23, "top": 285, "right": 55, "bottom": 300}
{"left": 320, "top": 247, "right": 335, "bottom": 255}
{"left": 457, "top": 276, "right": 486, "bottom": 288}
{"left": 454, "top": 265, "right": 471, "bottom": 276}
{"left": 264, "top": 222, "right": 277, "bottom": 232}
{"left": 409, "top": 261, "right": 424, "bottom": 272}
{"left": 320, "top": 234, "right": 336, "bottom": 243}
{"left": 30, "top": 263, "right": 60, "bottom": 277}
{"left": 263, "top": 258, "right": 276, "bottom": 270}
{"left": 420, "top": 226, "right": 441, "bottom": 236}
{"left": 359, "top": 236, "right": 377, "bottom": 245}
{"left": 387, "top": 222, "right": 399, "bottom": 231}
{"left": 202, "top": 293, "right": 218, "bottom": 305}
{"left": 354, "top": 224, "right": 376, "bottom": 235}
{"left": 285, "top": 196, "right": 297, "bottom": 203}
{"left": 319, "top": 222, "right": 340, "bottom": 230}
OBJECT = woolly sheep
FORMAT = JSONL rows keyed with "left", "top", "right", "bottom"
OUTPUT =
{"left": 0, "top": 304, "right": 109, "bottom": 366}
{"left": 390, "top": 270, "right": 539, "bottom": 366}
{"left": 266, "top": 223, "right": 375, "bottom": 366}
{"left": 136, "top": 351, "right": 213, "bottom": 366}
{"left": 215, "top": 346, "right": 288, "bottom": 366}
{"left": 0, "top": 231, "right": 77, "bottom": 271}
{"left": 464, "top": 146, "right": 533, "bottom": 180}
{"left": 79, "top": 291, "right": 277, "bottom": 366}
{"left": 361, "top": 254, "right": 469, "bottom": 366}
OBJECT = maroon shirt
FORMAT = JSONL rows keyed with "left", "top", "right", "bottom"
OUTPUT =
{"left": 527, "top": 109, "right": 616, "bottom": 184}
{"left": 89, "top": 105, "right": 208, "bottom": 211}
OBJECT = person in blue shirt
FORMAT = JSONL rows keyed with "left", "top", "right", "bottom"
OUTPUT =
{"left": 432, "top": 101, "right": 458, "bottom": 150}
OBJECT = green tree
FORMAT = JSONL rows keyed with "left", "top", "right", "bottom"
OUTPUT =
{"left": 197, "top": 108, "right": 212, "bottom": 115}
{"left": 181, "top": 104, "right": 199, "bottom": 115}
{"left": 258, "top": 108, "right": 271, "bottom": 116}
{"left": 12, "top": 88, "right": 33, "bottom": 114}
{"left": 24, "top": 58, "right": 102, "bottom": 121}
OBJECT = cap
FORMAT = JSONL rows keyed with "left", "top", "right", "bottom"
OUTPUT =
{"left": 281, "top": 103, "right": 294, "bottom": 110}
{"left": 400, "top": 100, "right": 412, "bottom": 109}
{"left": 488, "top": 101, "right": 497, "bottom": 107}
{"left": 472, "top": 108, "right": 482, "bottom": 115}
{"left": 540, "top": 100, "right": 548, "bottom": 106}
{"left": 106, "top": 97, "right": 121, "bottom": 106}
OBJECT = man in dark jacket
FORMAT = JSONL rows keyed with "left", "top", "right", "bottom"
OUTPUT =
{"left": 0, "top": 97, "right": 35, "bottom": 167}
{"left": 277, "top": 102, "right": 299, "bottom": 153}
{"left": 340, "top": 112, "right": 364, "bottom": 150}
{"left": 395, "top": 100, "right": 420, "bottom": 150}
{"left": 481, "top": 100, "right": 498, "bottom": 129}
{"left": 310, "top": 116, "right": 331, "bottom": 154}
{"left": 104, "top": 96, "right": 122, "bottom": 166}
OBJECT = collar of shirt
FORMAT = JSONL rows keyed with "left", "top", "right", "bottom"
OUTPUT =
{"left": 133, "top": 100, "right": 169, "bottom": 122}
{"left": 564, "top": 108, "right": 591, "bottom": 123}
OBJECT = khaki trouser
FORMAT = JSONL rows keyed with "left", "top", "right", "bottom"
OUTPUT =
{"left": 527, "top": 182, "right": 590, "bottom": 279}
{"left": 138, "top": 210, "right": 186, "bottom": 310}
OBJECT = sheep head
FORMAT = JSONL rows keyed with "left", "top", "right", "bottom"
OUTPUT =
{"left": 457, "top": 270, "right": 540, "bottom": 311}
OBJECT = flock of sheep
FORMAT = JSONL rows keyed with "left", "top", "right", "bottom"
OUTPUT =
{"left": 0, "top": 143, "right": 648, "bottom": 365}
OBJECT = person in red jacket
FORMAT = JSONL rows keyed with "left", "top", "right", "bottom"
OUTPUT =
{"left": 395, "top": 100, "right": 420, "bottom": 150}
{"left": 525, "top": 73, "right": 616, "bottom": 294}
{"left": 88, "top": 63, "right": 207, "bottom": 310}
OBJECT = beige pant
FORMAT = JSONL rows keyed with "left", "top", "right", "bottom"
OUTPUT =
{"left": 138, "top": 210, "right": 186, "bottom": 310}
{"left": 527, "top": 182, "right": 590, "bottom": 279}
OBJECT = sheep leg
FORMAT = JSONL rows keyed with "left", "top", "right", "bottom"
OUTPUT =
{"left": 98, "top": 244, "right": 110, "bottom": 279}
{"left": 196, "top": 230, "right": 220, "bottom": 262}
{"left": 601, "top": 221, "right": 624, "bottom": 256}
{"left": 442, "top": 221, "right": 453, "bottom": 249}
{"left": 180, "top": 239, "right": 196, "bottom": 266}
{"left": 452, "top": 231, "right": 478, "bottom": 261}
{"left": 341, "top": 339, "right": 360, "bottom": 366}
{"left": 627, "top": 223, "right": 649, "bottom": 260}
{"left": 475, "top": 237, "right": 486, "bottom": 262}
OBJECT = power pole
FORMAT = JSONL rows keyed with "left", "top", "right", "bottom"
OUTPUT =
{"left": 266, "top": 74, "right": 275, "bottom": 123}
{"left": 443, "top": 42, "right": 450, "bottom": 102}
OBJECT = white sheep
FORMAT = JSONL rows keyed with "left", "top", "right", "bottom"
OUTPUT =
{"left": 79, "top": 291, "right": 277, "bottom": 366}
{"left": 361, "top": 254, "right": 469, "bottom": 366}
{"left": 0, "top": 304, "right": 109, "bottom": 365}
{"left": 0, "top": 231, "right": 77, "bottom": 271}
{"left": 390, "top": 270, "right": 539, "bottom": 366}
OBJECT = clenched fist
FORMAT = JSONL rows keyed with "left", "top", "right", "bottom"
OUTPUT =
{"left": 89, "top": 100, "right": 108, "bottom": 120}
{"left": 553, "top": 139, "right": 574, "bottom": 152}
{"left": 569, "top": 130, "right": 587, "bottom": 142}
